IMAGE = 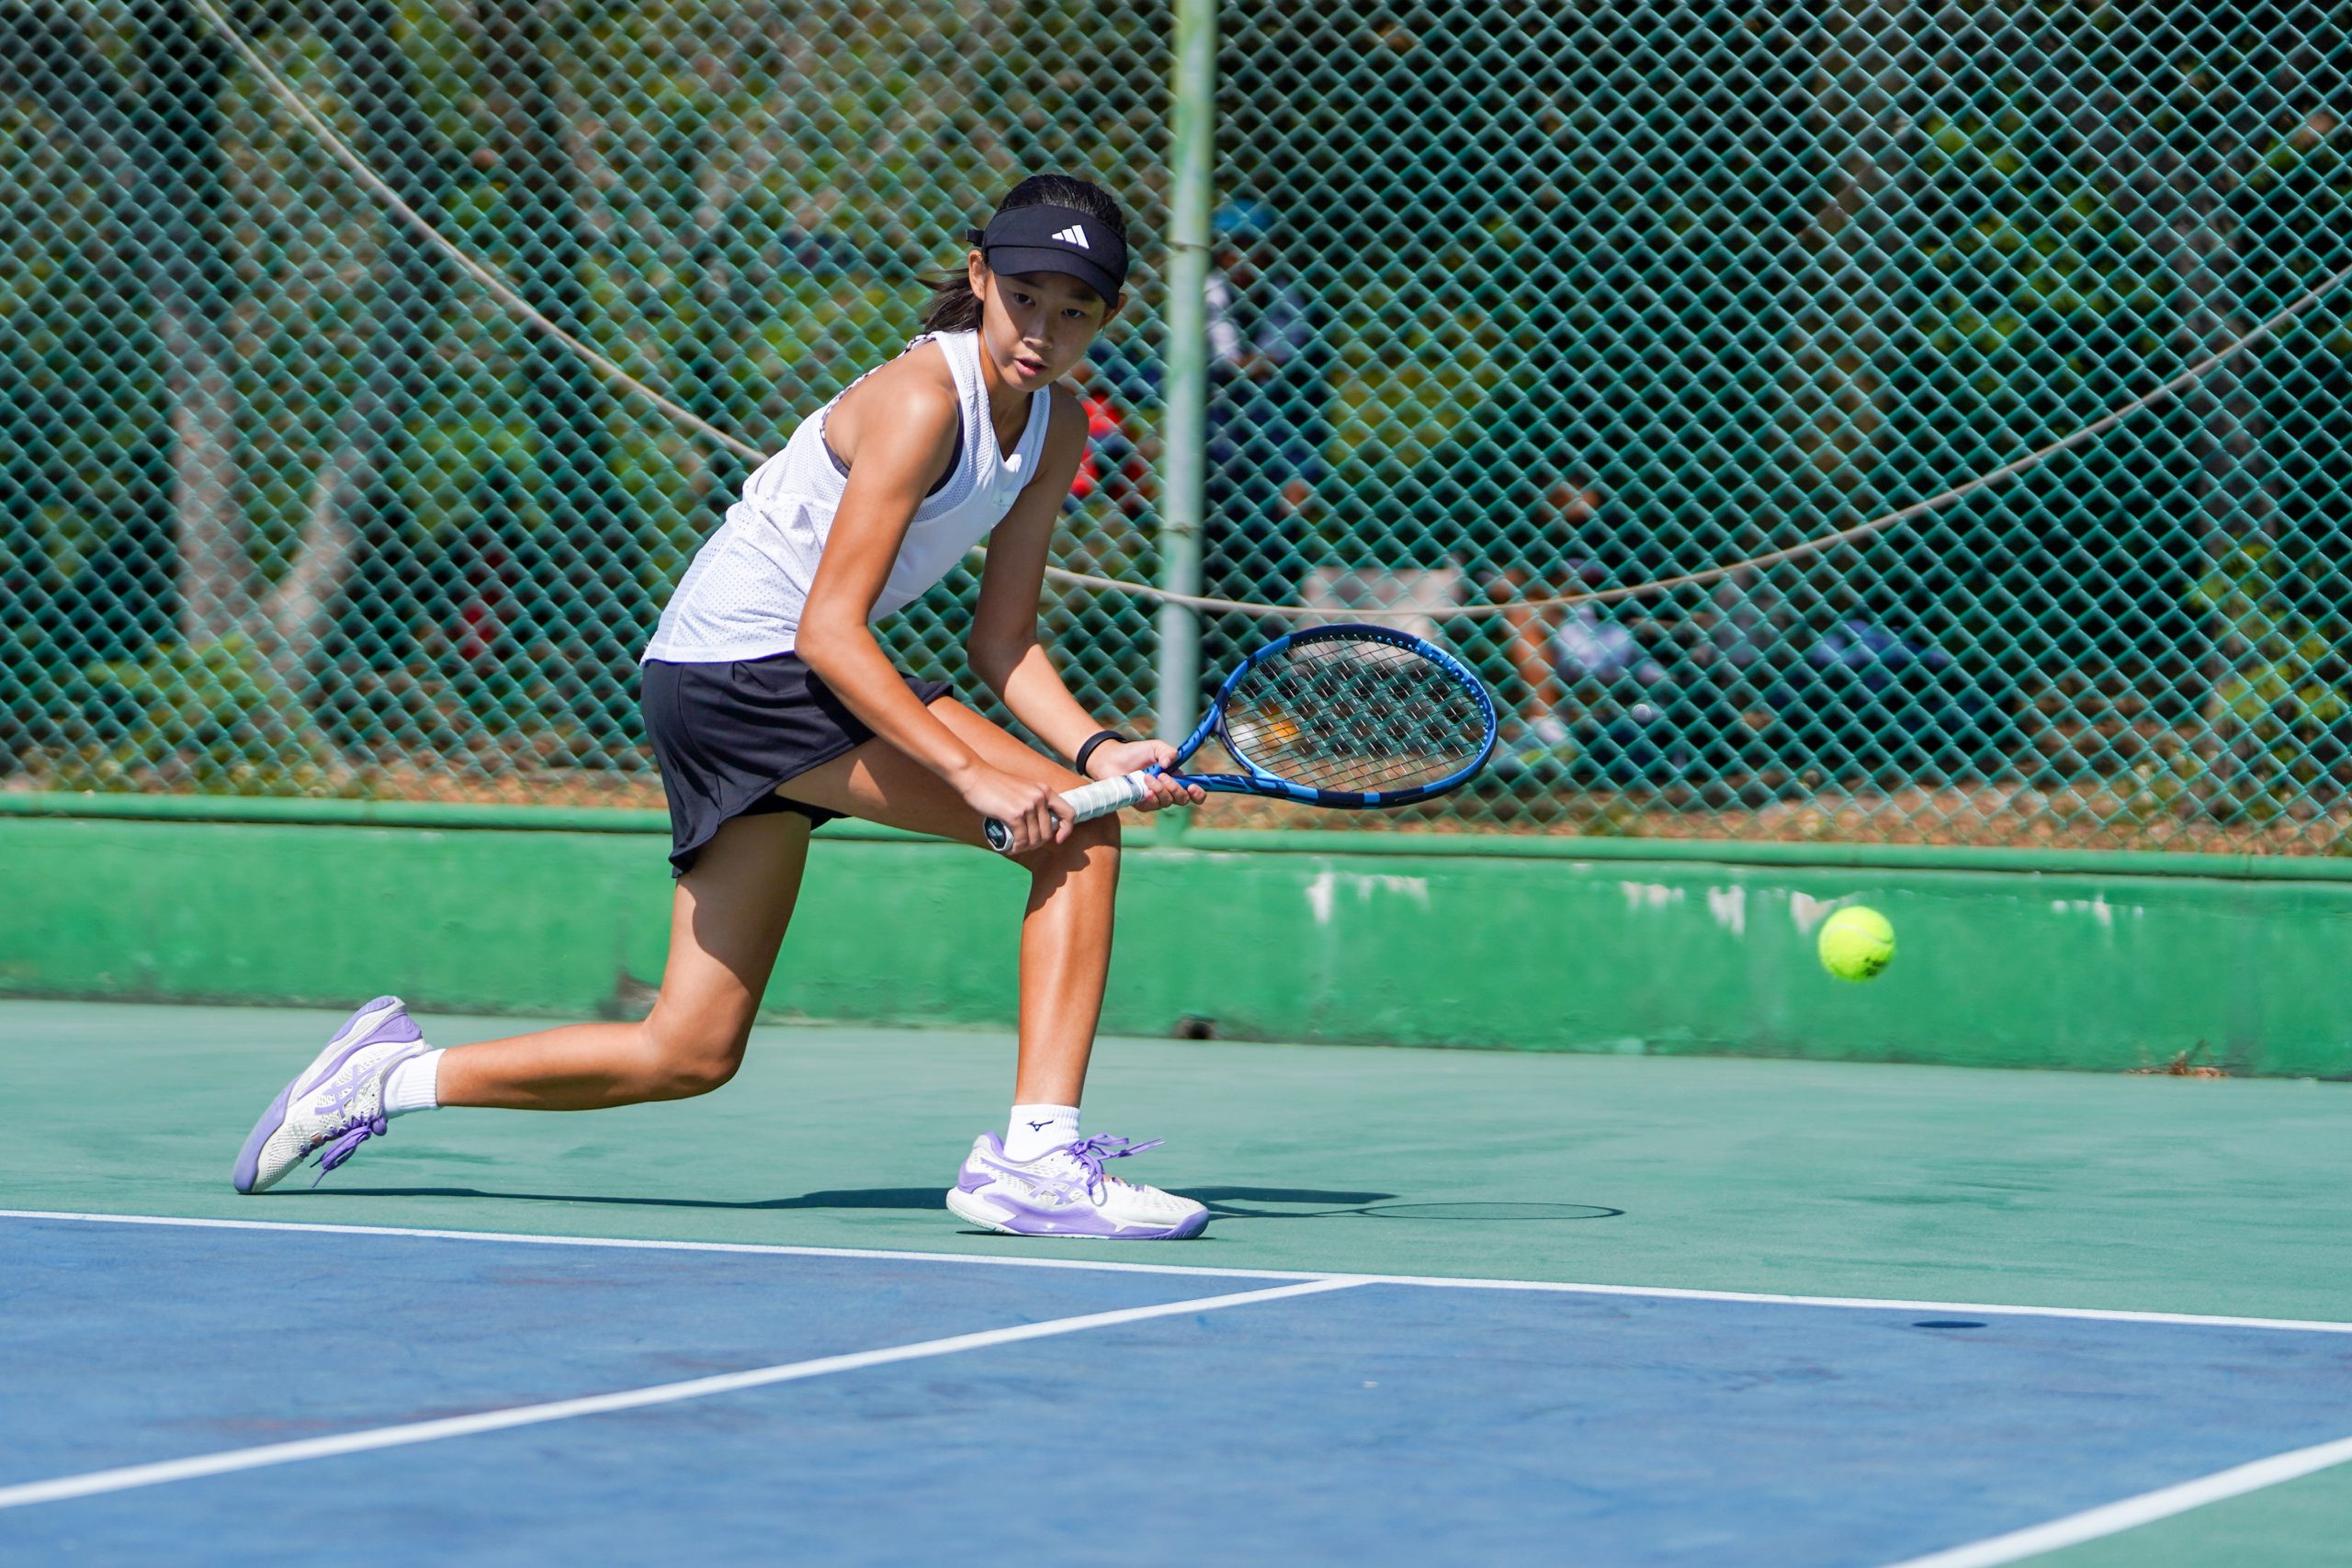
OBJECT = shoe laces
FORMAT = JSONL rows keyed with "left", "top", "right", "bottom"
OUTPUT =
{"left": 311, "top": 1114, "right": 387, "bottom": 1186}
{"left": 316, "top": 1064, "right": 369, "bottom": 1124}
{"left": 1043, "top": 1134, "right": 1163, "bottom": 1202}
{"left": 303, "top": 1048, "right": 412, "bottom": 1185}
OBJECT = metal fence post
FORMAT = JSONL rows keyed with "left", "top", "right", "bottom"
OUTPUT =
{"left": 1151, "top": 0, "right": 1214, "bottom": 844}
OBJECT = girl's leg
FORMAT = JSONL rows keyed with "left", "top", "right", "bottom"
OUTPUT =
{"left": 435, "top": 810, "right": 811, "bottom": 1110}
{"left": 781, "top": 696, "right": 1115, "bottom": 1107}
{"left": 790, "top": 699, "right": 1206, "bottom": 1240}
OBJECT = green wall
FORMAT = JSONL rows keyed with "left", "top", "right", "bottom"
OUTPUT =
{"left": 5, "top": 798, "right": 2349, "bottom": 1077}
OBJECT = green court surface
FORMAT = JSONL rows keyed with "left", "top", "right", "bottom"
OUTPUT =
{"left": 6, "top": 998, "right": 2350, "bottom": 1563}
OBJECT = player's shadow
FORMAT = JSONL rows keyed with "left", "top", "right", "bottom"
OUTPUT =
{"left": 1194, "top": 1186, "right": 1397, "bottom": 1218}
{"left": 1190, "top": 1189, "right": 1623, "bottom": 1222}
{"left": 314, "top": 1185, "right": 1623, "bottom": 1221}
{"left": 317, "top": 1184, "right": 1400, "bottom": 1214}
{"left": 318, "top": 1185, "right": 968, "bottom": 1212}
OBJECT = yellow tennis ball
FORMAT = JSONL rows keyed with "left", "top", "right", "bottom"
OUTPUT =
{"left": 1818, "top": 906, "right": 1895, "bottom": 982}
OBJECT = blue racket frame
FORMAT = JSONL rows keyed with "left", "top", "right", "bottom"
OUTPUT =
{"left": 1159, "top": 623, "right": 1498, "bottom": 808}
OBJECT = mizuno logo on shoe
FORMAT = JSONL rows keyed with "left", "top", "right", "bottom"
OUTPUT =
{"left": 1052, "top": 225, "right": 1091, "bottom": 249}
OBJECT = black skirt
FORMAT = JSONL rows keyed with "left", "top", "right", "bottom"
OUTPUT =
{"left": 641, "top": 652, "right": 951, "bottom": 875}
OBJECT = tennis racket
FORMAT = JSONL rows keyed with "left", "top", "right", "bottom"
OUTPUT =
{"left": 985, "top": 624, "right": 1498, "bottom": 852}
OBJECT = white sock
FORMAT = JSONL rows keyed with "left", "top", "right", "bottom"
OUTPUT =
{"left": 383, "top": 1049, "right": 444, "bottom": 1118}
{"left": 1004, "top": 1103, "right": 1080, "bottom": 1161}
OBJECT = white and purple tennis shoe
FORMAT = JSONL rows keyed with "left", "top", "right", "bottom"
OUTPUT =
{"left": 231, "top": 997, "right": 425, "bottom": 1194}
{"left": 946, "top": 1133, "right": 1209, "bottom": 1239}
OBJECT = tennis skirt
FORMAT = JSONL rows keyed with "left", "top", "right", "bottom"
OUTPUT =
{"left": 641, "top": 652, "right": 950, "bottom": 875}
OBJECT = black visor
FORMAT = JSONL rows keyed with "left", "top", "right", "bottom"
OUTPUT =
{"left": 969, "top": 204, "right": 1129, "bottom": 304}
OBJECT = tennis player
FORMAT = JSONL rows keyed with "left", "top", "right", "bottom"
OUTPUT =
{"left": 231, "top": 175, "right": 1214, "bottom": 1239}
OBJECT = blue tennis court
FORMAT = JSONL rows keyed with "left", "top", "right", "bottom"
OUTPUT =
{"left": 8, "top": 1211, "right": 2352, "bottom": 1565}
{"left": 10, "top": 1001, "right": 2352, "bottom": 1564}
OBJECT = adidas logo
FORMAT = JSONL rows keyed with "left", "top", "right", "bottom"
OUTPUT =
{"left": 1052, "top": 225, "right": 1091, "bottom": 249}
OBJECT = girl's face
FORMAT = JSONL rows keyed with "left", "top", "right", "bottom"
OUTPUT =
{"left": 969, "top": 254, "right": 1120, "bottom": 391}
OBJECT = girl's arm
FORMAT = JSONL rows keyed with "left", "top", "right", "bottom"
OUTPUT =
{"left": 969, "top": 389, "right": 1203, "bottom": 803}
{"left": 967, "top": 388, "right": 1108, "bottom": 761}
{"left": 795, "top": 371, "right": 1069, "bottom": 847}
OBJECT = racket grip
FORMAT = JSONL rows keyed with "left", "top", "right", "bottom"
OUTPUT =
{"left": 982, "top": 771, "right": 1157, "bottom": 853}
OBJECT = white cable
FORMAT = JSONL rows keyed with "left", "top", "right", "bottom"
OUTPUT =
{"left": 186, "top": 0, "right": 768, "bottom": 465}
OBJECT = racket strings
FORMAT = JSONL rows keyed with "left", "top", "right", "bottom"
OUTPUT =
{"left": 1224, "top": 638, "right": 1489, "bottom": 795}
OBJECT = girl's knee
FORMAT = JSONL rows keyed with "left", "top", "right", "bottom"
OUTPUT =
{"left": 656, "top": 1049, "right": 742, "bottom": 1100}
{"left": 1012, "top": 807, "right": 1120, "bottom": 869}
{"left": 1047, "top": 812, "right": 1121, "bottom": 867}
{"left": 640, "top": 1014, "right": 749, "bottom": 1100}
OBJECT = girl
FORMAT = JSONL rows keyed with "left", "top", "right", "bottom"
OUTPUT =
{"left": 231, "top": 174, "right": 1213, "bottom": 1240}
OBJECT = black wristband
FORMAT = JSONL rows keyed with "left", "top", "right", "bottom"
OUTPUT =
{"left": 1073, "top": 729, "right": 1128, "bottom": 777}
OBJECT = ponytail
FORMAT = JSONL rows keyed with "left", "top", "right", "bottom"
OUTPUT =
{"left": 920, "top": 274, "right": 985, "bottom": 333}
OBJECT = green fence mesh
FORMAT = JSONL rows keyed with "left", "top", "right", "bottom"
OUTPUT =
{"left": 2, "top": 1, "right": 2346, "bottom": 852}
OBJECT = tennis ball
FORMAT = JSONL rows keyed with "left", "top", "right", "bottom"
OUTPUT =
{"left": 1818, "top": 906, "right": 1895, "bottom": 982}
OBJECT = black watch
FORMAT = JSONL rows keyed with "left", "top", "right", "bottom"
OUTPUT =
{"left": 1074, "top": 729, "right": 1129, "bottom": 777}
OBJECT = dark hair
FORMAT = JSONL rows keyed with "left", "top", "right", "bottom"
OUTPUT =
{"left": 922, "top": 174, "right": 1129, "bottom": 333}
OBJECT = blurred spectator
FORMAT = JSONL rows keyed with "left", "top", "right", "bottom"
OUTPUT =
{"left": 1066, "top": 367, "right": 1151, "bottom": 524}
{"left": 1702, "top": 563, "right": 1792, "bottom": 674}
{"left": 1474, "top": 480, "right": 1605, "bottom": 748}
{"left": 1334, "top": 466, "right": 1606, "bottom": 748}
{"left": 1553, "top": 583, "right": 1664, "bottom": 691}
{"left": 1201, "top": 197, "right": 1330, "bottom": 679}
{"left": 1086, "top": 335, "right": 1159, "bottom": 420}
{"left": 1666, "top": 560, "right": 1795, "bottom": 787}
{"left": 1766, "top": 616, "right": 2003, "bottom": 777}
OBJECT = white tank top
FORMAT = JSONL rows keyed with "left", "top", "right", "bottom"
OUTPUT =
{"left": 642, "top": 330, "right": 1054, "bottom": 663}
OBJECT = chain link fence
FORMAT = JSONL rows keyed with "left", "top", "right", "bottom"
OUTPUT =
{"left": 3, "top": 1, "right": 2346, "bottom": 851}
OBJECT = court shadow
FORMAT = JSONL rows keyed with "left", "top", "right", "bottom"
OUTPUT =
{"left": 1357, "top": 1201, "right": 1623, "bottom": 1221}
{"left": 1191, "top": 1190, "right": 1622, "bottom": 1222}
{"left": 1191, "top": 1186, "right": 1398, "bottom": 1219}
{"left": 310, "top": 1186, "right": 1623, "bottom": 1222}
{"left": 319, "top": 1186, "right": 952, "bottom": 1212}
{"left": 311, "top": 1183, "right": 1403, "bottom": 1219}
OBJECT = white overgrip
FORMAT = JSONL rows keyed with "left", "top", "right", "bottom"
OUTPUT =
{"left": 983, "top": 771, "right": 1158, "bottom": 852}
{"left": 1061, "top": 771, "right": 1156, "bottom": 822}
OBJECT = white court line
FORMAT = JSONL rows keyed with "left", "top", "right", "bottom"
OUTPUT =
{"left": 1881, "top": 1430, "right": 2352, "bottom": 1568}
{"left": 0, "top": 1276, "right": 1362, "bottom": 1511}
{"left": 9, "top": 1208, "right": 2352, "bottom": 1336}
{"left": 0, "top": 1207, "right": 1325, "bottom": 1280}
{"left": 1331, "top": 1274, "right": 2352, "bottom": 1337}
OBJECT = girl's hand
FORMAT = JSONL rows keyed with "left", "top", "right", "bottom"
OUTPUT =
{"left": 1086, "top": 739, "right": 1206, "bottom": 812}
{"left": 959, "top": 763, "right": 1073, "bottom": 853}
